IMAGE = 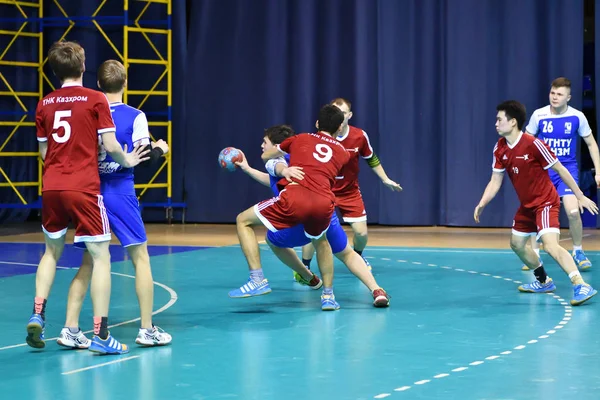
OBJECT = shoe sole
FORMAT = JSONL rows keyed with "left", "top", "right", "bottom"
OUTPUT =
{"left": 518, "top": 287, "right": 556, "bottom": 293}
{"left": 521, "top": 266, "right": 530, "bottom": 271}
{"left": 571, "top": 290, "right": 598, "bottom": 306}
{"left": 26, "top": 323, "right": 45, "bottom": 349}
{"left": 135, "top": 339, "right": 172, "bottom": 347}
{"left": 229, "top": 289, "right": 272, "bottom": 298}
{"left": 89, "top": 345, "right": 130, "bottom": 355}
{"left": 373, "top": 297, "right": 390, "bottom": 307}
{"left": 57, "top": 338, "right": 90, "bottom": 349}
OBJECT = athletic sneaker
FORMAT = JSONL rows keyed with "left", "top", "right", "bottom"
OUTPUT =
{"left": 26, "top": 313, "right": 45, "bottom": 349}
{"left": 293, "top": 271, "right": 323, "bottom": 289}
{"left": 573, "top": 250, "right": 592, "bottom": 270}
{"left": 372, "top": 288, "right": 390, "bottom": 307}
{"left": 228, "top": 278, "right": 272, "bottom": 298}
{"left": 571, "top": 284, "right": 597, "bottom": 306}
{"left": 518, "top": 277, "right": 556, "bottom": 293}
{"left": 321, "top": 294, "right": 340, "bottom": 311}
{"left": 136, "top": 325, "right": 172, "bottom": 346}
{"left": 57, "top": 327, "right": 90, "bottom": 349}
{"left": 89, "top": 333, "right": 129, "bottom": 355}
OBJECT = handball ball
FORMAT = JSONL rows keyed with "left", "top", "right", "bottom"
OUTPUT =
{"left": 218, "top": 147, "right": 243, "bottom": 172}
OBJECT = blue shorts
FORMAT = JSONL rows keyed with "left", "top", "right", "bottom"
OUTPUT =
{"left": 74, "top": 193, "right": 147, "bottom": 249}
{"left": 266, "top": 213, "right": 347, "bottom": 254}
{"left": 549, "top": 163, "right": 579, "bottom": 197}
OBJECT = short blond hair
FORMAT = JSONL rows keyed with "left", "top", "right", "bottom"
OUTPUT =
{"left": 97, "top": 60, "right": 127, "bottom": 93}
{"left": 48, "top": 41, "right": 85, "bottom": 82}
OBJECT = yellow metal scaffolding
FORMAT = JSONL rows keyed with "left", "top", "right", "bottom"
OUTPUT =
{"left": 0, "top": 0, "right": 43, "bottom": 208}
{"left": 0, "top": 0, "right": 183, "bottom": 221}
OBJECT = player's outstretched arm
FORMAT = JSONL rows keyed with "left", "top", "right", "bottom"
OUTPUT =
{"left": 474, "top": 171, "right": 504, "bottom": 223}
{"left": 369, "top": 163, "right": 402, "bottom": 192}
{"left": 582, "top": 134, "right": 600, "bottom": 187}
{"left": 551, "top": 162, "right": 599, "bottom": 215}
{"left": 236, "top": 150, "right": 270, "bottom": 187}
{"left": 102, "top": 131, "right": 150, "bottom": 168}
{"left": 261, "top": 147, "right": 285, "bottom": 162}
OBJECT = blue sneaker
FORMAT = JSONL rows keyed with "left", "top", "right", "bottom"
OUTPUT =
{"left": 573, "top": 250, "right": 592, "bottom": 270}
{"left": 321, "top": 294, "right": 340, "bottom": 311}
{"left": 89, "top": 333, "right": 129, "bottom": 355}
{"left": 228, "top": 278, "right": 272, "bottom": 298}
{"left": 518, "top": 277, "right": 556, "bottom": 293}
{"left": 26, "top": 313, "right": 45, "bottom": 349}
{"left": 571, "top": 284, "right": 597, "bottom": 306}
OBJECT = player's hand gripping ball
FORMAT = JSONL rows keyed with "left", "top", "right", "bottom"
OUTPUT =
{"left": 218, "top": 147, "right": 243, "bottom": 172}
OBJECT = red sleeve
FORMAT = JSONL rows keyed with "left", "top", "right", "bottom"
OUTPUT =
{"left": 36, "top": 100, "right": 47, "bottom": 142}
{"left": 95, "top": 93, "right": 116, "bottom": 135}
{"left": 492, "top": 143, "right": 504, "bottom": 172}
{"left": 277, "top": 135, "right": 298, "bottom": 154}
{"left": 531, "top": 138, "right": 558, "bottom": 170}
{"left": 359, "top": 130, "right": 374, "bottom": 159}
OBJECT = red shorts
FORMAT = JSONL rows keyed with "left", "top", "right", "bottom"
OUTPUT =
{"left": 512, "top": 201, "right": 560, "bottom": 240}
{"left": 254, "top": 185, "right": 334, "bottom": 238}
{"left": 42, "top": 190, "right": 111, "bottom": 243}
{"left": 334, "top": 188, "right": 367, "bottom": 222}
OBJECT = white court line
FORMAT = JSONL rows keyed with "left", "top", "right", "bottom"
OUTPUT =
{"left": 61, "top": 355, "right": 141, "bottom": 375}
{"left": 0, "top": 261, "right": 69, "bottom": 270}
{"left": 371, "top": 255, "right": 571, "bottom": 399}
{"left": 0, "top": 264, "right": 178, "bottom": 352}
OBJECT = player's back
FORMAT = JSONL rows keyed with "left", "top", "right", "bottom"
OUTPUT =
{"left": 278, "top": 132, "right": 350, "bottom": 198}
{"left": 36, "top": 84, "right": 115, "bottom": 194}
{"left": 99, "top": 102, "right": 148, "bottom": 194}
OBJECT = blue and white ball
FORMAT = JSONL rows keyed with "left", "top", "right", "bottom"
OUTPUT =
{"left": 218, "top": 147, "right": 243, "bottom": 172}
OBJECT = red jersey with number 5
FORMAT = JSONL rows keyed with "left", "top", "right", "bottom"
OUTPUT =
{"left": 492, "top": 132, "right": 559, "bottom": 208}
{"left": 36, "top": 83, "right": 116, "bottom": 194}
{"left": 277, "top": 132, "right": 350, "bottom": 200}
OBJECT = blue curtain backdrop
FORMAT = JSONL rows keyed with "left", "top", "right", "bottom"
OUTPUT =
{"left": 0, "top": 0, "right": 586, "bottom": 227}
{"left": 184, "top": 0, "right": 584, "bottom": 226}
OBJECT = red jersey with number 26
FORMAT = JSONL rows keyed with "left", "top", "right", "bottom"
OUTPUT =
{"left": 277, "top": 132, "right": 350, "bottom": 201}
{"left": 36, "top": 83, "right": 116, "bottom": 194}
{"left": 492, "top": 132, "right": 559, "bottom": 208}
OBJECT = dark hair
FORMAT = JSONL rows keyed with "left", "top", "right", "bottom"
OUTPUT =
{"left": 496, "top": 100, "right": 526, "bottom": 131}
{"left": 264, "top": 124, "right": 295, "bottom": 145}
{"left": 48, "top": 40, "right": 85, "bottom": 82}
{"left": 318, "top": 104, "right": 344, "bottom": 134}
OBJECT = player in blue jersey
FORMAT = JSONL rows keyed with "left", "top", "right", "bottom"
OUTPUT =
{"left": 57, "top": 60, "right": 172, "bottom": 349}
{"left": 233, "top": 124, "right": 390, "bottom": 307}
{"left": 521, "top": 77, "right": 600, "bottom": 271}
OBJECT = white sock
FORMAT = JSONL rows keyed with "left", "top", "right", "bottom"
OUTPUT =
{"left": 573, "top": 245, "right": 583, "bottom": 252}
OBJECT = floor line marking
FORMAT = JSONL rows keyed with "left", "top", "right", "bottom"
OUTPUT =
{"left": 61, "top": 355, "right": 141, "bottom": 375}
{"left": 371, "top": 255, "right": 570, "bottom": 399}
{"left": 0, "top": 264, "right": 178, "bottom": 352}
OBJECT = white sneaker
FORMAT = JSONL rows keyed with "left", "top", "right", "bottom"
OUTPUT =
{"left": 57, "top": 327, "right": 91, "bottom": 349}
{"left": 135, "top": 325, "right": 172, "bottom": 346}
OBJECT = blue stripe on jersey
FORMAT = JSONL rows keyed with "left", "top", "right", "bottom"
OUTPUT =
{"left": 99, "top": 103, "right": 142, "bottom": 194}
{"left": 268, "top": 154, "right": 290, "bottom": 196}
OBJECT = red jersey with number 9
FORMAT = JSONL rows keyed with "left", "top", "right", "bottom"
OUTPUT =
{"left": 277, "top": 132, "right": 350, "bottom": 201}
{"left": 36, "top": 83, "right": 116, "bottom": 194}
